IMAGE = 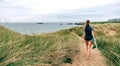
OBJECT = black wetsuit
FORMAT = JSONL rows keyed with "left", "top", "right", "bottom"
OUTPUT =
{"left": 84, "top": 25, "right": 93, "bottom": 41}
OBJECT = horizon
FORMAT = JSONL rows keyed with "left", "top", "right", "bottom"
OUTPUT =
{"left": 0, "top": 0, "right": 120, "bottom": 23}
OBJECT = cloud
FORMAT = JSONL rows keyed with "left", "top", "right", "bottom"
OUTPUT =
{"left": 0, "top": 0, "right": 120, "bottom": 22}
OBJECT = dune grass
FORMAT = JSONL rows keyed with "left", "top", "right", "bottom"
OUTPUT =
{"left": 71, "top": 23, "right": 120, "bottom": 66}
{"left": 0, "top": 26, "right": 80, "bottom": 66}
{"left": 93, "top": 23, "right": 120, "bottom": 66}
{"left": 97, "top": 37, "right": 120, "bottom": 66}
{"left": 0, "top": 22, "right": 120, "bottom": 66}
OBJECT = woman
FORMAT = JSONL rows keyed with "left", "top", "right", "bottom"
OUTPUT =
{"left": 82, "top": 20, "right": 96, "bottom": 60}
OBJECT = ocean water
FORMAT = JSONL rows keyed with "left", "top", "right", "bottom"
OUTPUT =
{"left": 0, "top": 23, "right": 79, "bottom": 35}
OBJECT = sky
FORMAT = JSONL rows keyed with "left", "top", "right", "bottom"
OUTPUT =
{"left": 0, "top": 0, "right": 120, "bottom": 23}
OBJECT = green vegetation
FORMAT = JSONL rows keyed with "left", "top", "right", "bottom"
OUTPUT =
{"left": 0, "top": 26, "right": 80, "bottom": 66}
{"left": 0, "top": 22, "right": 120, "bottom": 66}
{"left": 97, "top": 37, "right": 120, "bottom": 66}
{"left": 91, "top": 21, "right": 120, "bottom": 24}
{"left": 73, "top": 23, "right": 120, "bottom": 66}
{"left": 96, "top": 23, "right": 120, "bottom": 66}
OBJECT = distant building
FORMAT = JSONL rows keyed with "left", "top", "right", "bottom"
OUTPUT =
{"left": 108, "top": 18, "right": 120, "bottom": 22}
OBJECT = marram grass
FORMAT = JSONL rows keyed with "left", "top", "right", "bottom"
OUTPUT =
{"left": 94, "top": 23, "right": 120, "bottom": 66}
{"left": 0, "top": 26, "right": 80, "bottom": 66}
{"left": 97, "top": 37, "right": 120, "bottom": 66}
{"left": 0, "top": 23, "right": 120, "bottom": 66}
{"left": 73, "top": 23, "right": 120, "bottom": 66}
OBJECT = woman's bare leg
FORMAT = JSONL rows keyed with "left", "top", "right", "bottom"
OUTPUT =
{"left": 85, "top": 41, "right": 88, "bottom": 51}
{"left": 85, "top": 41, "right": 89, "bottom": 59}
{"left": 87, "top": 41, "right": 92, "bottom": 60}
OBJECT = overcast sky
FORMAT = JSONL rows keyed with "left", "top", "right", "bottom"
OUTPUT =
{"left": 0, "top": 0, "right": 120, "bottom": 23}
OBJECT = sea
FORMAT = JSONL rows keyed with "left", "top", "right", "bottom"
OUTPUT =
{"left": 0, "top": 22, "right": 80, "bottom": 35}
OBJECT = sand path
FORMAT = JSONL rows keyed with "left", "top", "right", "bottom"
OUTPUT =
{"left": 60, "top": 32, "right": 106, "bottom": 66}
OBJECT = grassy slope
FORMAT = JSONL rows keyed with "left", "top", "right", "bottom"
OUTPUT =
{"left": 66, "top": 23, "right": 120, "bottom": 66}
{"left": 72, "top": 23, "right": 120, "bottom": 66}
{"left": 0, "top": 22, "right": 120, "bottom": 66}
{"left": 62, "top": 23, "right": 120, "bottom": 66}
{"left": 95, "top": 23, "right": 120, "bottom": 66}
{"left": 0, "top": 26, "right": 80, "bottom": 66}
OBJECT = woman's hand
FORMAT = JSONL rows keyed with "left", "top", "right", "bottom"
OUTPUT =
{"left": 82, "top": 32, "right": 85, "bottom": 43}
{"left": 82, "top": 39, "right": 85, "bottom": 43}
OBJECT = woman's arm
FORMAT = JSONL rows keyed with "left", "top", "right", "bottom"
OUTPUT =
{"left": 82, "top": 31, "right": 85, "bottom": 43}
{"left": 92, "top": 30, "right": 96, "bottom": 44}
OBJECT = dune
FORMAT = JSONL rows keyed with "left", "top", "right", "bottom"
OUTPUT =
{"left": 60, "top": 32, "right": 106, "bottom": 66}
{"left": 0, "top": 22, "right": 120, "bottom": 66}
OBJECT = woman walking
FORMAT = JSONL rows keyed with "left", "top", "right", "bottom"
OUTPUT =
{"left": 82, "top": 20, "right": 96, "bottom": 60}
